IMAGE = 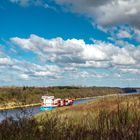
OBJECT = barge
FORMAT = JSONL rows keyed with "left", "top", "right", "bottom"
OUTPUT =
{"left": 40, "top": 96, "right": 74, "bottom": 111}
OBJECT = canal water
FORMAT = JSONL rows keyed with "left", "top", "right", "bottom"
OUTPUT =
{"left": 0, "top": 92, "right": 139, "bottom": 122}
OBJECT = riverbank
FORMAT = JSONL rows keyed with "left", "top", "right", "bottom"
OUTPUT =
{"left": 0, "top": 103, "right": 41, "bottom": 111}
{"left": 0, "top": 93, "right": 120, "bottom": 111}
{"left": 0, "top": 96, "right": 91, "bottom": 111}
{"left": 0, "top": 92, "right": 139, "bottom": 111}
{"left": 0, "top": 87, "right": 123, "bottom": 108}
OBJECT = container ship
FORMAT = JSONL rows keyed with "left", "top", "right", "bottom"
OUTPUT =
{"left": 40, "top": 96, "right": 74, "bottom": 111}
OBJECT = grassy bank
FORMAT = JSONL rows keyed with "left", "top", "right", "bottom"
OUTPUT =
{"left": 0, "top": 103, "right": 41, "bottom": 111}
{"left": 0, "top": 94, "right": 139, "bottom": 140}
{"left": 0, "top": 86, "right": 123, "bottom": 109}
{"left": 0, "top": 93, "right": 120, "bottom": 111}
{"left": 35, "top": 94, "right": 140, "bottom": 123}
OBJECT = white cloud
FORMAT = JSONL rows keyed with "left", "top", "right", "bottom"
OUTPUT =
{"left": 107, "top": 26, "right": 140, "bottom": 44}
{"left": 55, "top": 0, "right": 140, "bottom": 29}
{"left": 10, "top": 0, "right": 30, "bottom": 7}
{"left": 10, "top": 0, "right": 140, "bottom": 29}
{"left": 0, "top": 48, "right": 62, "bottom": 82}
{"left": 19, "top": 73, "right": 29, "bottom": 80}
{"left": 116, "top": 30, "right": 132, "bottom": 39}
{"left": 11, "top": 34, "right": 140, "bottom": 68}
{"left": 133, "top": 28, "right": 140, "bottom": 42}
{"left": 112, "top": 49, "right": 136, "bottom": 65}
{"left": 120, "top": 68, "right": 140, "bottom": 74}
{"left": 72, "top": 61, "right": 111, "bottom": 69}
{"left": 0, "top": 57, "right": 13, "bottom": 65}
{"left": 1, "top": 34, "right": 140, "bottom": 86}
{"left": 77, "top": 71, "right": 108, "bottom": 78}
{"left": 9, "top": 0, "right": 57, "bottom": 11}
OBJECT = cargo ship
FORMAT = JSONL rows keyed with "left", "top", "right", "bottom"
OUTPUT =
{"left": 40, "top": 96, "right": 74, "bottom": 111}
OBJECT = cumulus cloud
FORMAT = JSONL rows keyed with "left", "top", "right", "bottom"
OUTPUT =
{"left": 10, "top": 0, "right": 140, "bottom": 29}
{"left": 1, "top": 34, "right": 140, "bottom": 86}
{"left": 55, "top": 0, "right": 140, "bottom": 29}
{"left": 11, "top": 34, "right": 139, "bottom": 68}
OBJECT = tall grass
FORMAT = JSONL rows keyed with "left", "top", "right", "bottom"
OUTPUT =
{"left": 0, "top": 95, "right": 139, "bottom": 140}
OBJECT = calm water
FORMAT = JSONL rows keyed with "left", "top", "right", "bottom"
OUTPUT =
{"left": 0, "top": 92, "right": 139, "bottom": 122}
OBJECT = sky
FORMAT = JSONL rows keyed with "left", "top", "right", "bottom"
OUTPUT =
{"left": 0, "top": 0, "right": 140, "bottom": 87}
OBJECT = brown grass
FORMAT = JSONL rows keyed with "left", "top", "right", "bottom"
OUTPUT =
{"left": 0, "top": 94, "right": 139, "bottom": 140}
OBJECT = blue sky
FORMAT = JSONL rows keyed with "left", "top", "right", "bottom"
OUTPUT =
{"left": 0, "top": 0, "right": 140, "bottom": 87}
